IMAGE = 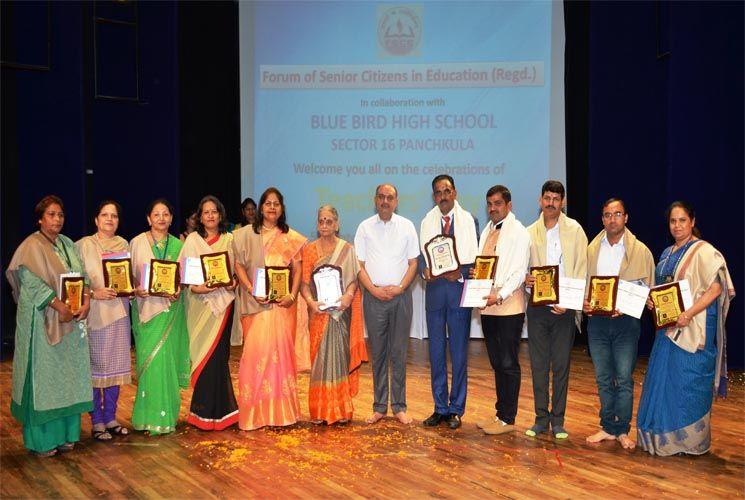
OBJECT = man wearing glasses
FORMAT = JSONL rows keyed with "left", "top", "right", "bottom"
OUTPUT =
{"left": 355, "top": 184, "right": 419, "bottom": 425}
{"left": 524, "top": 180, "right": 587, "bottom": 439}
{"left": 418, "top": 175, "right": 479, "bottom": 430}
{"left": 584, "top": 198, "right": 654, "bottom": 449}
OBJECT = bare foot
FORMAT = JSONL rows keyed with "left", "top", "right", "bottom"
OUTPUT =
{"left": 586, "top": 430, "right": 616, "bottom": 443}
{"left": 617, "top": 433, "right": 636, "bottom": 450}
{"left": 365, "top": 412, "right": 385, "bottom": 424}
{"left": 394, "top": 411, "right": 413, "bottom": 424}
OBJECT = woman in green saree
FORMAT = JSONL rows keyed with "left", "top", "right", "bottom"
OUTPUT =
{"left": 6, "top": 195, "right": 93, "bottom": 457}
{"left": 129, "top": 199, "right": 190, "bottom": 435}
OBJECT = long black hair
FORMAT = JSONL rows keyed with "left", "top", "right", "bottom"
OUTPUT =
{"left": 253, "top": 187, "right": 289, "bottom": 234}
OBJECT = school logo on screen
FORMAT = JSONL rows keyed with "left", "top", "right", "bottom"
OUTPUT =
{"left": 377, "top": 5, "right": 422, "bottom": 57}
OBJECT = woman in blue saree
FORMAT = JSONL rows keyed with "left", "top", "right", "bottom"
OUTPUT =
{"left": 637, "top": 201, "right": 734, "bottom": 456}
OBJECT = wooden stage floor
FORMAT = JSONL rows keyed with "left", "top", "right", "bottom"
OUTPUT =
{"left": 1, "top": 340, "right": 743, "bottom": 498}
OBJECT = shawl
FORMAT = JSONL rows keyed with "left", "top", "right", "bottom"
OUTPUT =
{"left": 178, "top": 231, "right": 235, "bottom": 317}
{"left": 587, "top": 228, "right": 655, "bottom": 286}
{"left": 527, "top": 212, "right": 588, "bottom": 279}
{"left": 6, "top": 232, "right": 85, "bottom": 345}
{"left": 527, "top": 212, "right": 588, "bottom": 328}
{"left": 232, "top": 225, "right": 307, "bottom": 317}
{"left": 76, "top": 234, "right": 129, "bottom": 330}
{"left": 130, "top": 232, "right": 176, "bottom": 324}
{"left": 477, "top": 211, "right": 531, "bottom": 299}
{"left": 666, "top": 240, "right": 735, "bottom": 395}
{"left": 419, "top": 200, "right": 478, "bottom": 265}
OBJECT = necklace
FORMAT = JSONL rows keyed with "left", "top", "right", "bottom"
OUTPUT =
{"left": 40, "top": 231, "right": 72, "bottom": 269}
{"left": 150, "top": 231, "right": 170, "bottom": 259}
{"left": 261, "top": 224, "right": 276, "bottom": 232}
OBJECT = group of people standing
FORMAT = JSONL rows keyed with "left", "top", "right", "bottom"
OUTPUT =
{"left": 6, "top": 177, "right": 733, "bottom": 459}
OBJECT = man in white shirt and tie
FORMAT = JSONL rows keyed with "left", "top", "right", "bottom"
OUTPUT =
{"left": 355, "top": 184, "right": 419, "bottom": 425}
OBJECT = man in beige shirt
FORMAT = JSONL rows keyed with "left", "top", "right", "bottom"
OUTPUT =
{"left": 474, "top": 185, "right": 530, "bottom": 435}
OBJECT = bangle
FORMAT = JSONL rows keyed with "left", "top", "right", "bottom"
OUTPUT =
{"left": 288, "top": 293, "right": 296, "bottom": 302}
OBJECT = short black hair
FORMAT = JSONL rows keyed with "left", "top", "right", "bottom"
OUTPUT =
{"left": 486, "top": 185, "right": 511, "bottom": 203}
{"left": 601, "top": 198, "right": 626, "bottom": 213}
{"left": 541, "top": 180, "right": 565, "bottom": 199}
{"left": 431, "top": 175, "right": 455, "bottom": 192}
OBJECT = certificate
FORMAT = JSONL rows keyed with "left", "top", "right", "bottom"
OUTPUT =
{"left": 251, "top": 268, "right": 267, "bottom": 298}
{"left": 473, "top": 255, "right": 498, "bottom": 280}
{"left": 529, "top": 265, "right": 559, "bottom": 306}
{"left": 587, "top": 275, "right": 619, "bottom": 316}
{"left": 181, "top": 257, "right": 205, "bottom": 286}
{"left": 649, "top": 281, "right": 686, "bottom": 329}
{"left": 459, "top": 279, "right": 493, "bottom": 308}
{"left": 616, "top": 280, "right": 650, "bottom": 319}
{"left": 60, "top": 273, "right": 84, "bottom": 314}
{"left": 266, "top": 266, "right": 291, "bottom": 302}
{"left": 200, "top": 251, "right": 232, "bottom": 288}
{"left": 102, "top": 258, "right": 135, "bottom": 296}
{"left": 556, "top": 277, "right": 585, "bottom": 311}
{"left": 424, "top": 235, "right": 460, "bottom": 277}
{"left": 312, "top": 264, "right": 343, "bottom": 310}
{"left": 148, "top": 259, "right": 180, "bottom": 297}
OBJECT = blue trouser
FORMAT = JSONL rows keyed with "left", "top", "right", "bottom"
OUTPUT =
{"left": 426, "top": 305, "right": 472, "bottom": 416}
{"left": 588, "top": 314, "right": 640, "bottom": 436}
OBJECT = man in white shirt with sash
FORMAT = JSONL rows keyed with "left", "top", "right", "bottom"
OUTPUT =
{"left": 474, "top": 185, "right": 530, "bottom": 435}
{"left": 355, "top": 184, "right": 419, "bottom": 425}
{"left": 419, "top": 175, "right": 479, "bottom": 430}
{"left": 584, "top": 198, "right": 654, "bottom": 449}
{"left": 525, "top": 180, "right": 588, "bottom": 439}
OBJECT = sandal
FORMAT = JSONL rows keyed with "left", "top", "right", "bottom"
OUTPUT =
{"left": 93, "top": 430, "right": 112, "bottom": 441}
{"left": 106, "top": 425, "right": 130, "bottom": 436}
{"left": 32, "top": 448, "right": 58, "bottom": 458}
{"left": 57, "top": 442, "right": 75, "bottom": 452}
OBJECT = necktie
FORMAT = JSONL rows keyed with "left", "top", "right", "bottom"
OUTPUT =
{"left": 442, "top": 215, "right": 451, "bottom": 235}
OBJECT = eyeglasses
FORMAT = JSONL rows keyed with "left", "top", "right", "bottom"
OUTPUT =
{"left": 602, "top": 212, "right": 625, "bottom": 220}
{"left": 376, "top": 194, "right": 396, "bottom": 203}
{"left": 317, "top": 218, "right": 337, "bottom": 226}
{"left": 434, "top": 188, "right": 453, "bottom": 197}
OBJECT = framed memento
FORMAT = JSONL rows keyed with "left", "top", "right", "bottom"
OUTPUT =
{"left": 200, "top": 251, "right": 232, "bottom": 288}
{"left": 587, "top": 275, "right": 619, "bottom": 316}
{"left": 148, "top": 259, "right": 180, "bottom": 297}
{"left": 266, "top": 266, "right": 291, "bottom": 303}
{"left": 311, "top": 264, "right": 343, "bottom": 310}
{"left": 102, "top": 258, "right": 135, "bottom": 296}
{"left": 61, "top": 276, "right": 85, "bottom": 314}
{"left": 529, "top": 265, "right": 559, "bottom": 306}
{"left": 424, "top": 235, "right": 460, "bottom": 277}
{"left": 649, "top": 282, "right": 685, "bottom": 329}
{"left": 473, "top": 255, "right": 498, "bottom": 280}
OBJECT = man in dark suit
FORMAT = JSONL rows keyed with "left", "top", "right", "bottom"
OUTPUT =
{"left": 419, "top": 175, "right": 479, "bottom": 429}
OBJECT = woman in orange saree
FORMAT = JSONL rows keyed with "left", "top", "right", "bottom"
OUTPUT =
{"left": 300, "top": 205, "right": 367, "bottom": 424}
{"left": 233, "top": 188, "right": 307, "bottom": 430}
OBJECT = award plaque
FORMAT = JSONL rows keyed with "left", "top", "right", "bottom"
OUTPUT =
{"left": 587, "top": 275, "right": 619, "bottom": 316}
{"left": 266, "top": 266, "right": 291, "bottom": 303}
{"left": 200, "top": 251, "right": 232, "bottom": 288}
{"left": 649, "top": 282, "right": 685, "bottom": 329}
{"left": 473, "top": 255, "right": 498, "bottom": 280}
{"left": 424, "top": 235, "right": 460, "bottom": 277}
{"left": 102, "top": 258, "right": 135, "bottom": 296}
{"left": 311, "top": 264, "right": 343, "bottom": 310}
{"left": 148, "top": 259, "right": 180, "bottom": 297}
{"left": 529, "top": 265, "right": 559, "bottom": 306}
{"left": 61, "top": 276, "right": 85, "bottom": 314}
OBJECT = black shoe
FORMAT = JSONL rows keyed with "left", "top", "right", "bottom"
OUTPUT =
{"left": 422, "top": 412, "right": 447, "bottom": 427}
{"left": 446, "top": 414, "right": 462, "bottom": 429}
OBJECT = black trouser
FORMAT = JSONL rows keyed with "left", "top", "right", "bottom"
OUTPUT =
{"left": 481, "top": 313, "right": 524, "bottom": 425}
{"left": 526, "top": 306, "right": 575, "bottom": 429}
